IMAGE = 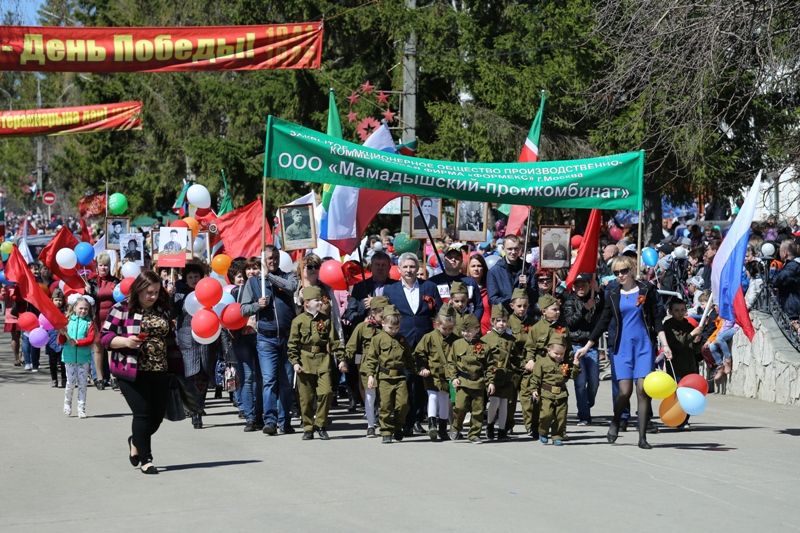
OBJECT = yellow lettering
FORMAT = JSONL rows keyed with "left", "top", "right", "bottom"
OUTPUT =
{"left": 20, "top": 34, "right": 46, "bottom": 65}
{"left": 114, "top": 35, "right": 134, "bottom": 61}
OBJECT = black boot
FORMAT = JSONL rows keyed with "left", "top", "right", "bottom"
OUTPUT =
{"left": 192, "top": 413, "right": 203, "bottom": 429}
{"left": 214, "top": 386, "right": 223, "bottom": 399}
{"left": 487, "top": 424, "right": 495, "bottom": 440}
{"left": 497, "top": 429, "right": 509, "bottom": 441}
{"left": 438, "top": 419, "right": 451, "bottom": 441}
{"left": 427, "top": 417, "right": 438, "bottom": 441}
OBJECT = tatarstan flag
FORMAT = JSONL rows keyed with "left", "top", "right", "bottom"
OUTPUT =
{"left": 507, "top": 91, "right": 547, "bottom": 236}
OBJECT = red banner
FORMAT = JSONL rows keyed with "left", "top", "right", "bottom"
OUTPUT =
{"left": 79, "top": 193, "right": 106, "bottom": 218}
{"left": 0, "top": 24, "right": 323, "bottom": 72}
{"left": 0, "top": 101, "right": 142, "bottom": 137}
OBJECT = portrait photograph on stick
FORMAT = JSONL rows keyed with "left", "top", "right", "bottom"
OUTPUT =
{"left": 279, "top": 203, "right": 317, "bottom": 251}
{"left": 455, "top": 200, "right": 488, "bottom": 242}
{"left": 410, "top": 196, "right": 443, "bottom": 239}
{"left": 119, "top": 233, "right": 144, "bottom": 266}
{"left": 105, "top": 217, "right": 129, "bottom": 250}
{"left": 157, "top": 226, "right": 189, "bottom": 268}
{"left": 539, "top": 225, "right": 571, "bottom": 269}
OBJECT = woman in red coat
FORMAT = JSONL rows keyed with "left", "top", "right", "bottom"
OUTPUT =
{"left": 86, "top": 252, "right": 119, "bottom": 389}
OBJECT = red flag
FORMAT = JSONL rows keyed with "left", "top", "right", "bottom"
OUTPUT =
{"left": 6, "top": 247, "right": 67, "bottom": 330}
{"left": 215, "top": 199, "right": 273, "bottom": 258}
{"left": 39, "top": 226, "right": 85, "bottom": 289}
{"left": 79, "top": 218, "right": 94, "bottom": 244}
{"left": 565, "top": 209, "right": 602, "bottom": 290}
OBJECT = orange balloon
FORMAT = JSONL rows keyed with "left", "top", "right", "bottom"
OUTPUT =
{"left": 659, "top": 393, "right": 687, "bottom": 427}
{"left": 211, "top": 254, "right": 232, "bottom": 276}
{"left": 183, "top": 217, "right": 199, "bottom": 238}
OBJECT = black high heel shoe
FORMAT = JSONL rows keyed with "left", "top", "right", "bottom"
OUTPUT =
{"left": 638, "top": 438, "right": 652, "bottom": 450}
{"left": 128, "top": 436, "right": 140, "bottom": 467}
{"left": 606, "top": 421, "right": 619, "bottom": 444}
{"left": 140, "top": 463, "right": 159, "bottom": 475}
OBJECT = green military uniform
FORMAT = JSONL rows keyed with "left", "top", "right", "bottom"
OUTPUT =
{"left": 483, "top": 325, "right": 519, "bottom": 401}
{"left": 287, "top": 287, "right": 343, "bottom": 437}
{"left": 344, "top": 296, "right": 389, "bottom": 392}
{"left": 449, "top": 281, "right": 471, "bottom": 333}
{"left": 506, "top": 288, "right": 535, "bottom": 433}
{"left": 447, "top": 315, "right": 489, "bottom": 441}
{"left": 363, "top": 306, "right": 415, "bottom": 440}
{"left": 414, "top": 310, "right": 457, "bottom": 393}
{"left": 530, "top": 333, "right": 579, "bottom": 442}
{"left": 519, "top": 294, "right": 569, "bottom": 436}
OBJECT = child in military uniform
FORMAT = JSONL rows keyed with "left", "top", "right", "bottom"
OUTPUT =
{"left": 344, "top": 295, "right": 389, "bottom": 438}
{"left": 483, "top": 305, "right": 520, "bottom": 441}
{"left": 363, "top": 306, "right": 415, "bottom": 444}
{"left": 531, "top": 334, "right": 580, "bottom": 445}
{"left": 449, "top": 281, "right": 471, "bottom": 332}
{"left": 448, "top": 314, "right": 489, "bottom": 443}
{"left": 506, "top": 288, "right": 535, "bottom": 434}
{"left": 288, "top": 286, "right": 346, "bottom": 440}
{"left": 521, "top": 294, "right": 567, "bottom": 438}
{"left": 414, "top": 305, "right": 458, "bottom": 441}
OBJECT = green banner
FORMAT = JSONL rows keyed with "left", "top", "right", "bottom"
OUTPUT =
{"left": 264, "top": 116, "right": 644, "bottom": 210}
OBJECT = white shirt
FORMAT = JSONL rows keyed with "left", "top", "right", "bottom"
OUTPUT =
{"left": 402, "top": 279, "right": 420, "bottom": 312}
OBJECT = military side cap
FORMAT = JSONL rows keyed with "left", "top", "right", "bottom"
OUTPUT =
{"left": 538, "top": 294, "right": 559, "bottom": 310}
{"left": 450, "top": 281, "right": 468, "bottom": 296}
{"left": 547, "top": 332, "right": 567, "bottom": 347}
{"left": 371, "top": 296, "right": 389, "bottom": 310}
{"left": 511, "top": 288, "right": 528, "bottom": 301}
{"left": 460, "top": 314, "right": 480, "bottom": 330}
{"left": 382, "top": 304, "right": 399, "bottom": 317}
{"left": 491, "top": 304, "right": 509, "bottom": 320}
{"left": 438, "top": 303, "right": 456, "bottom": 318}
{"left": 302, "top": 286, "right": 323, "bottom": 301}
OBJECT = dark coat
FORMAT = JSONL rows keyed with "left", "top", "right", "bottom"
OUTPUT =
{"left": 428, "top": 272, "right": 484, "bottom": 320}
{"left": 486, "top": 258, "right": 538, "bottom": 313}
{"left": 562, "top": 290, "right": 604, "bottom": 346}
{"left": 343, "top": 277, "right": 397, "bottom": 323}
{"left": 773, "top": 258, "right": 800, "bottom": 318}
{"left": 589, "top": 280, "right": 665, "bottom": 355}
{"left": 384, "top": 279, "right": 442, "bottom": 348}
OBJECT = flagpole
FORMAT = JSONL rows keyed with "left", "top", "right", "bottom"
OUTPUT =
{"left": 636, "top": 210, "right": 643, "bottom": 277}
{"left": 412, "top": 196, "right": 444, "bottom": 272}
{"left": 522, "top": 207, "right": 532, "bottom": 270}
{"left": 261, "top": 115, "right": 273, "bottom": 297}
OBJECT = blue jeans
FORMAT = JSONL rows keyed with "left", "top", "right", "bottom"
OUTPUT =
{"left": 256, "top": 334, "right": 294, "bottom": 428}
{"left": 709, "top": 327, "right": 736, "bottom": 364}
{"left": 573, "top": 346, "right": 599, "bottom": 422}
{"left": 22, "top": 335, "right": 40, "bottom": 369}
{"left": 235, "top": 335, "right": 262, "bottom": 423}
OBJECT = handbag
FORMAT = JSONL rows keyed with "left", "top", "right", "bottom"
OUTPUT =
{"left": 109, "top": 351, "right": 138, "bottom": 382}
{"left": 165, "top": 376, "right": 187, "bottom": 422}
{"left": 224, "top": 363, "right": 240, "bottom": 392}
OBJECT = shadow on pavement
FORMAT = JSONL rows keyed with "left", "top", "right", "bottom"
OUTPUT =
{"left": 653, "top": 442, "right": 737, "bottom": 451}
{"left": 777, "top": 428, "right": 800, "bottom": 436}
{"left": 161, "top": 459, "right": 262, "bottom": 471}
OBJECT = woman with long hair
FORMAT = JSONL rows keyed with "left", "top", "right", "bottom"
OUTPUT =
{"left": 467, "top": 254, "right": 491, "bottom": 335}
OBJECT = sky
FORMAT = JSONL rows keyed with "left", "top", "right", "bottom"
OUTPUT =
{"left": 21, "top": 0, "right": 44, "bottom": 24}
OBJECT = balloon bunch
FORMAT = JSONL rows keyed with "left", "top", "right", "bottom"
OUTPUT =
{"left": 55, "top": 241, "right": 96, "bottom": 272}
{"left": 185, "top": 255, "right": 249, "bottom": 344}
{"left": 18, "top": 311, "right": 51, "bottom": 348}
{"left": 643, "top": 370, "right": 709, "bottom": 427}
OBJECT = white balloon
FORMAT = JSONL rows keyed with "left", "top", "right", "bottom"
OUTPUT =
{"left": 223, "top": 284, "right": 236, "bottom": 294}
{"left": 212, "top": 292, "right": 236, "bottom": 316}
{"left": 186, "top": 184, "right": 211, "bottom": 209}
{"left": 58, "top": 280, "right": 66, "bottom": 290}
{"left": 279, "top": 250, "right": 293, "bottom": 272}
{"left": 183, "top": 291, "right": 203, "bottom": 316}
{"left": 485, "top": 255, "right": 500, "bottom": 270}
{"left": 192, "top": 236, "right": 206, "bottom": 255}
{"left": 761, "top": 242, "right": 775, "bottom": 258}
{"left": 120, "top": 262, "right": 141, "bottom": 279}
{"left": 55, "top": 248, "right": 77, "bottom": 270}
{"left": 671, "top": 246, "right": 688, "bottom": 260}
{"left": 192, "top": 326, "right": 221, "bottom": 345}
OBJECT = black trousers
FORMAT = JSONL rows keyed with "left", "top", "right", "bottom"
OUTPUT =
{"left": 119, "top": 372, "right": 170, "bottom": 464}
{"left": 46, "top": 347, "right": 66, "bottom": 384}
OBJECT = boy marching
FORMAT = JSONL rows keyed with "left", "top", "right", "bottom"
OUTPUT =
{"left": 448, "top": 314, "right": 489, "bottom": 443}
{"left": 531, "top": 333, "right": 580, "bottom": 445}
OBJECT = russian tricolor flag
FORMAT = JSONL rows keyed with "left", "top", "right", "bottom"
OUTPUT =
{"left": 711, "top": 171, "right": 762, "bottom": 341}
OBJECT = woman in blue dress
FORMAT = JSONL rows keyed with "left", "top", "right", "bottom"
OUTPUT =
{"left": 575, "top": 255, "right": 669, "bottom": 449}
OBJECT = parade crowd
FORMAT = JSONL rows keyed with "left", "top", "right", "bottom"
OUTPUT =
{"left": 3, "top": 208, "right": 800, "bottom": 474}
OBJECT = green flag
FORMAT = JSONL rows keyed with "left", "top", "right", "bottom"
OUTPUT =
{"left": 218, "top": 169, "right": 234, "bottom": 216}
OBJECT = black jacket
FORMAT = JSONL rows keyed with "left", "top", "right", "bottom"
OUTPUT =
{"left": 562, "top": 290, "right": 604, "bottom": 345}
{"left": 773, "top": 258, "right": 800, "bottom": 319}
{"left": 589, "top": 280, "right": 664, "bottom": 354}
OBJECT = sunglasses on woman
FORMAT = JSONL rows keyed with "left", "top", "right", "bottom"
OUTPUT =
{"left": 613, "top": 267, "right": 630, "bottom": 276}
{"left": 306, "top": 265, "right": 319, "bottom": 271}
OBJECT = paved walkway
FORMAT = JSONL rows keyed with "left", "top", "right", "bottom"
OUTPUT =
{"left": 1, "top": 334, "right": 799, "bottom": 532}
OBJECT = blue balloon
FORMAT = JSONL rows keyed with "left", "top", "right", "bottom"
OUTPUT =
{"left": 676, "top": 386, "right": 706, "bottom": 415}
{"left": 0, "top": 252, "right": 8, "bottom": 262}
{"left": 212, "top": 292, "right": 235, "bottom": 317}
{"left": 74, "top": 242, "right": 95, "bottom": 266}
{"left": 0, "top": 270, "right": 10, "bottom": 285}
{"left": 642, "top": 247, "right": 659, "bottom": 267}
{"left": 112, "top": 284, "right": 125, "bottom": 303}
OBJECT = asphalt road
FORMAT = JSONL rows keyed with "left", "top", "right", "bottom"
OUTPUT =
{"left": 1, "top": 335, "right": 799, "bottom": 533}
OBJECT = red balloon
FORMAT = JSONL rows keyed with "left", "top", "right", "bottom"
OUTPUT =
{"left": 18, "top": 311, "right": 39, "bottom": 332}
{"left": 678, "top": 373, "right": 709, "bottom": 396}
{"left": 169, "top": 219, "right": 189, "bottom": 229}
{"left": 389, "top": 265, "right": 401, "bottom": 281}
{"left": 686, "top": 316, "right": 699, "bottom": 328}
{"left": 192, "top": 308, "right": 220, "bottom": 338}
{"left": 195, "top": 277, "right": 223, "bottom": 308}
{"left": 220, "top": 303, "right": 248, "bottom": 330}
{"left": 609, "top": 226, "right": 624, "bottom": 241}
{"left": 570, "top": 234, "right": 583, "bottom": 249}
{"left": 120, "top": 277, "right": 135, "bottom": 296}
{"left": 319, "top": 260, "right": 347, "bottom": 291}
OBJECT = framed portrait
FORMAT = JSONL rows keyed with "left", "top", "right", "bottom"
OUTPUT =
{"left": 105, "top": 217, "right": 130, "bottom": 250}
{"left": 150, "top": 231, "right": 160, "bottom": 260}
{"left": 279, "top": 203, "right": 317, "bottom": 251}
{"left": 192, "top": 232, "right": 211, "bottom": 263}
{"left": 157, "top": 226, "right": 189, "bottom": 268}
{"left": 410, "top": 196, "right": 443, "bottom": 240}
{"left": 119, "top": 233, "right": 145, "bottom": 267}
{"left": 539, "top": 225, "right": 571, "bottom": 270}
{"left": 455, "top": 200, "right": 488, "bottom": 242}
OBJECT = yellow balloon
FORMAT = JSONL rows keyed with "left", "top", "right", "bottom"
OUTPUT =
{"left": 643, "top": 370, "right": 677, "bottom": 400}
{"left": 659, "top": 393, "right": 687, "bottom": 427}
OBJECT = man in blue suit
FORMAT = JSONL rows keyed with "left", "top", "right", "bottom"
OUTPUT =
{"left": 384, "top": 252, "right": 442, "bottom": 435}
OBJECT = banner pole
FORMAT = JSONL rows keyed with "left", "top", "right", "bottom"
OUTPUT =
{"left": 260, "top": 116, "right": 273, "bottom": 297}
{"left": 412, "top": 196, "right": 444, "bottom": 273}
{"left": 636, "top": 210, "right": 643, "bottom": 277}
{"left": 355, "top": 240, "right": 369, "bottom": 294}
{"left": 522, "top": 207, "right": 532, "bottom": 270}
